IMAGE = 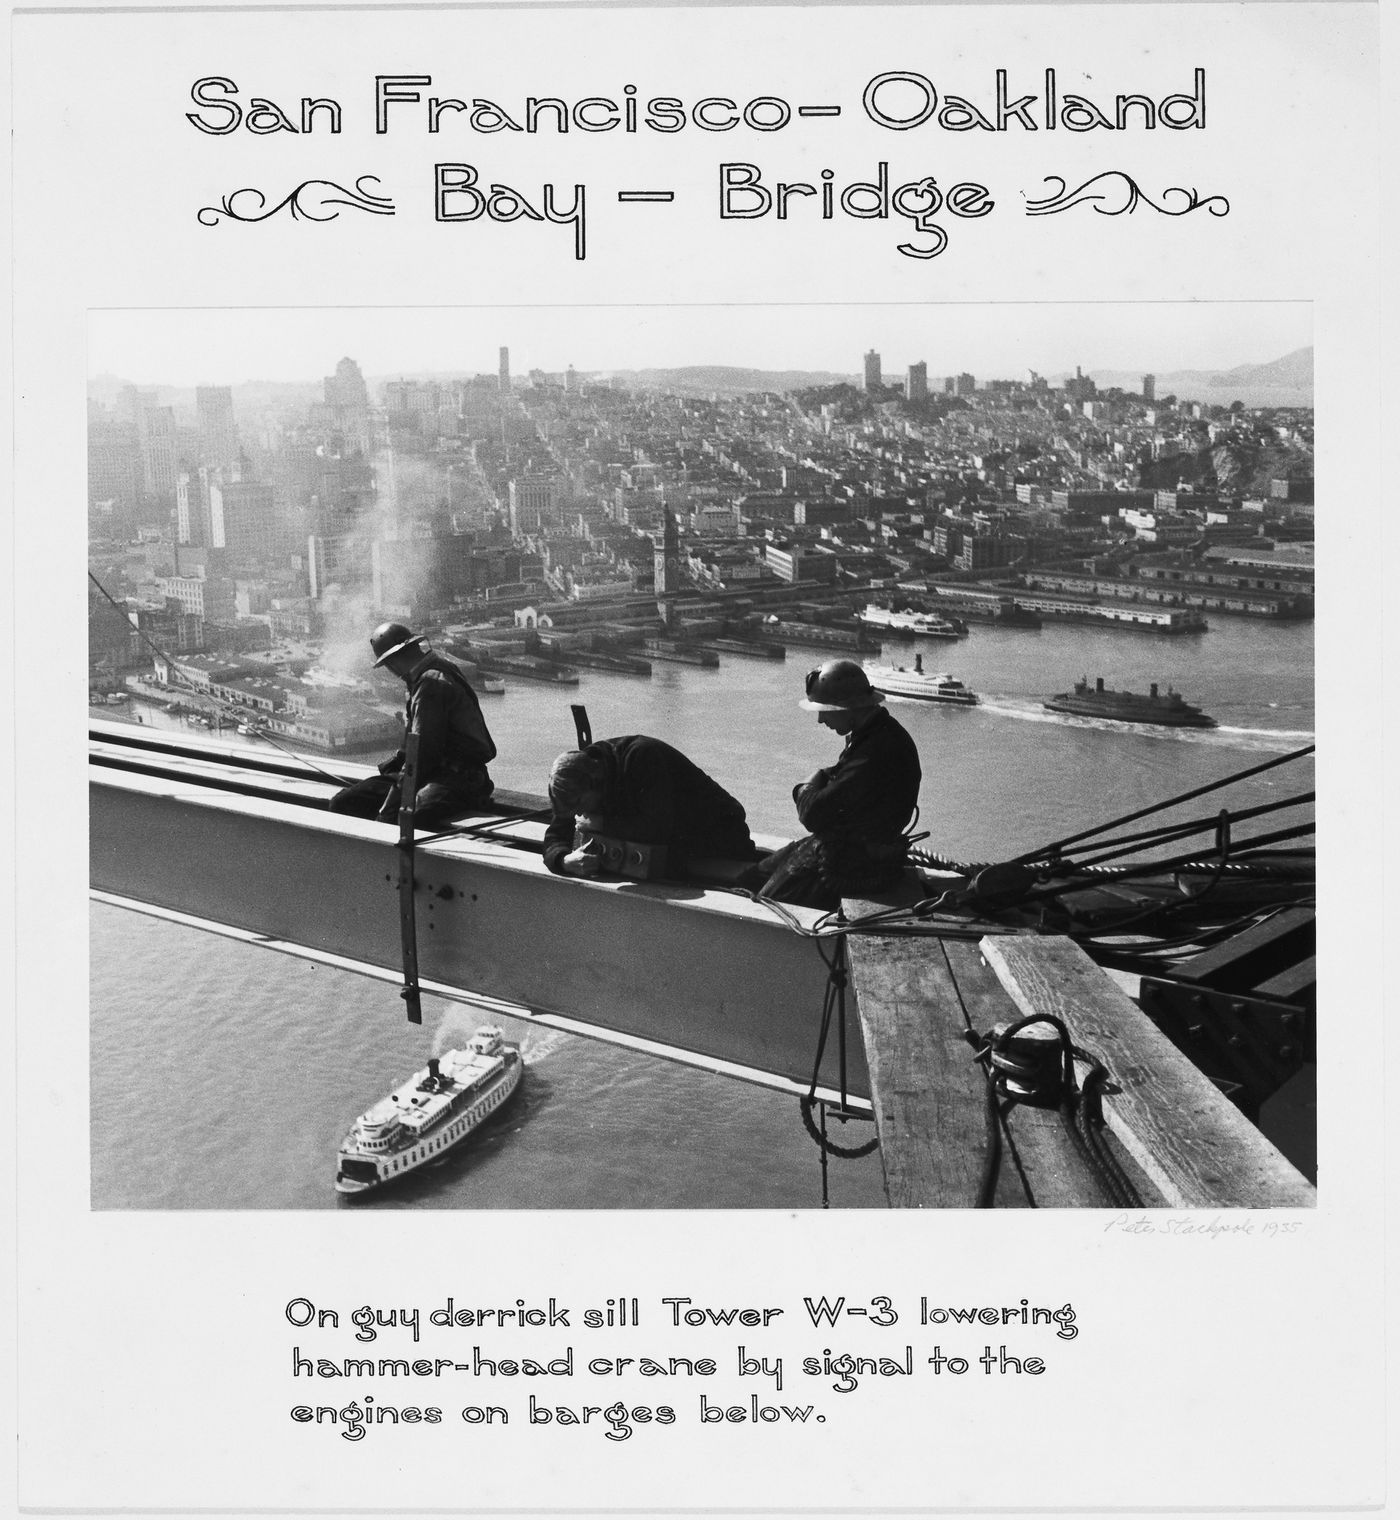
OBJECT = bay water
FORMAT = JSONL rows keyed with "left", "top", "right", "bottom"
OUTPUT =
{"left": 90, "top": 615, "right": 1314, "bottom": 1209}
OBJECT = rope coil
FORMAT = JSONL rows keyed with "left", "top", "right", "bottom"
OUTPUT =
{"left": 967, "top": 1013, "right": 1145, "bottom": 1208}
{"left": 800, "top": 932, "right": 879, "bottom": 1176}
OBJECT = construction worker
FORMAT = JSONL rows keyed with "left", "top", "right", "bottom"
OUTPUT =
{"left": 543, "top": 736, "right": 756, "bottom": 880}
{"left": 328, "top": 622, "right": 496, "bottom": 828}
{"left": 752, "top": 659, "right": 922, "bottom": 908}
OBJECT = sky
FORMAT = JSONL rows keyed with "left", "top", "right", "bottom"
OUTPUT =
{"left": 87, "top": 301, "right": 1312, "bottom": 388}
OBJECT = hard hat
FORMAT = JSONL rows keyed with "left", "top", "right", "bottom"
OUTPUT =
{"left": 370, "top": 621, "right": 423, "bottom": 667}
{"left": 799, "top": 659, "right": 886, "bottom": 711}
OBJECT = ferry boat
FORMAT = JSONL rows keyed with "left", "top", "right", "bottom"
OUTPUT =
{"left": 858, "top": 604, "right": 966, "bottom": 640}
{"left": 864, "top": 655, "right": 978, "bottom": 705}
{"left": 1043, "top": 676, "right": 1217, "bottom": 728}
{"left": 334, "top": 1026, "right": 523, "bottom": 1195}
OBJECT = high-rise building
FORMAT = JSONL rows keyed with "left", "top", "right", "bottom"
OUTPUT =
{"left": 88, "top": 407, "right": 143, "bottom": 516}
{"left": 654, "top": 509, "right": 682, "bottom": 624}
{"left": 1143, "top": 373, "right": 1156, "bottom": 403}
{"left": 371, "top": 534, "right": 480, "bottom": 616}
{"left": 176, "top": 469, "right": 214, "bottom": 547}
{"left": 1064, "top": 366, "right": 1097, "bottom": 403}
{"left": 953, "top": 372, "right": 976, "bottom": 396}
{"left": 384, "top": 380, "right": 441, "bottom": 414}
{"left": 325, "top": 358, "right": 369, "bottom": 410}
{"left": 307, "top": 533, "right": 357, "bottom": 599}
{"left": 136, "top": 403, "right": 178, "bottom": 498}
{"left": 196, "top": 386, "right": 239, "bottom": 473}
{"left": 499, "top": 347, "right": 511, "bottom": 393}
{"left": 508, "top": 476, "right": 552, "bottom": 535}
{"left": 863, "top": 350, "right": 882, "bottom": 391}
{"left": 211, "top": 480, "right": 280, "bottom": 563}
{"left": 907, "top": 362, "right": 928, "bottom": 402}
{"left": 323, "top": 358, "right": 372, "bottom": 454}
{"left": 654, "top": 510, "right": 681, "bottom": 597}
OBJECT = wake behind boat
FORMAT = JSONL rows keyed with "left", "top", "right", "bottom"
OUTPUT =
{"left": 335, "top": 1026, "right": 523, "bottom": 1195}
{"left": 864, "top": 655, "right": 978, "bottom": 705}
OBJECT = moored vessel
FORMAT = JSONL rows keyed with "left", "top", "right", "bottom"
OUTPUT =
{"left": 335, "top": 1026, "right": 523, "bottom": 1195}
{"left": 857, "top": 604, "right": 966, "bottom": 640}
{"left": 1043, "top": 676, "right": 1216, "bottom": 728}
{"left": 864, "top": 654, "right": 978, "bottom": 705}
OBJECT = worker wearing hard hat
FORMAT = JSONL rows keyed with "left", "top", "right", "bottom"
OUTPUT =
{"left": 752, "top": 659, "right": 922, "bottom": 908}
{"left": 543, "top": 736, "right": 756, "bottom": 880}
{"left": 328, "top": 622, "right": 497, "bottom": 827}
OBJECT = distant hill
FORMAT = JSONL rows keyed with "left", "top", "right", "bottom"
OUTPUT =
{"left": 90, "top": 346, "right": 1313, "bottom": 411}
{"left": 1079, "top": 347, "right": 1313, "bottom": 408}
{"left": 600, "top": 366, "right": 853, "bottom": 397}
{"left": 614, "top": 352, "right": 1313, "bottom": 407}
{"left": 1216, "top": 347, "right": 1314, "bottom": 389}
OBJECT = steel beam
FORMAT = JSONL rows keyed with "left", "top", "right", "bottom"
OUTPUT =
{"left": 90, "top": 765, "right": 868, "bottom": 1099}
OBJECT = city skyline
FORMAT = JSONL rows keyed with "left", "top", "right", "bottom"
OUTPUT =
{"left": 88, "top": 302, "right": 1312, "bottom": 391}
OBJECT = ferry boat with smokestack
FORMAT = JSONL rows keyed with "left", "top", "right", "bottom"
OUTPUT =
{"left": 334, "top": 1026, "right": 523, "bottom": 1195}
{"left": 1043, "top": 676, "right": 1217, "bottom": 728}
{"left": 863, "top": 654, "right": 979, "bottom": 705}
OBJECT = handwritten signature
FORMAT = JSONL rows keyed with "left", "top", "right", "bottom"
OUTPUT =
{"left": 1104, "top": 1213, "right": 1304, "bottom": 1238}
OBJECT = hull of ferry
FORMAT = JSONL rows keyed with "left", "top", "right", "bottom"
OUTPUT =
{"left": 863, "top": 664, "right": 979, "bottom": 705}
{"left": 335, "top": 1037, "right": 523, "bottom": 1195}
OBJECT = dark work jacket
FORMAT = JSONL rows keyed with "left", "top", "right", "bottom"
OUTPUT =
{"left": 401, "top": 652, "right": 497, "bottom": 787}
{"left": 542, "top": 735, "right": 754, "bottom": 876}
{"left": 793, "top": 708, "right": 921, "bottom": 889}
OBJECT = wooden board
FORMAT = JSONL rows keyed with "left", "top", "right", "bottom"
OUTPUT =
{"left": 843, "top": 928, "right": 994, "bottom": 1208}
{"left": 939, "top": 940, "right": 1158, "bottom": 1209}
{"left": 980, "top": 935, "right": 1316, "bottom": 1209}
{"left": 843, "top": 904, "right": 1151, "bottom": 1207}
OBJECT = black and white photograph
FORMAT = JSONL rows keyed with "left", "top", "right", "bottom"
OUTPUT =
{"left": 87, "top": 301, "right": 1318, "bottom": 1212}
{"left": 9, "top": 1, "right": 1386, "bottom": 1513}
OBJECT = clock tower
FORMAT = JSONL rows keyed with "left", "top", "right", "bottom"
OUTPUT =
{"left": 654, "top": 508, "right": 681, "bottom": 625}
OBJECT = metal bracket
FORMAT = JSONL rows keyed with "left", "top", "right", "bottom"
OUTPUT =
{"left": 397, "top": 733, "right": 422, "bottom": 1024}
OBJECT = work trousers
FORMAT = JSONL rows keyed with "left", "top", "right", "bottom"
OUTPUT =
{"left": 328, "top": 766, "right": 493, "bottom": 829}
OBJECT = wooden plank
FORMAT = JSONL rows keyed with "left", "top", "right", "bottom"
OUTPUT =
{"left": 980, "top": 935, "right": 1317, "bottom": 1209}
{"left": 844, "top": 930, "right": 996, "bottom": 1208}
{"left": 842, "top": 881, "right": 1151, "bottom": 1207}
{"left": 938, "top": 941, "right": 1158, "bottom": 1209}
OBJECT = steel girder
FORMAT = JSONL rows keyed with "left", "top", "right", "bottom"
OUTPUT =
{"left": 89, "top": 765, "right": 868, "bottom": 1100}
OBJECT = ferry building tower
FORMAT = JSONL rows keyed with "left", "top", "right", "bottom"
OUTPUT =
{"left": 654, "top": 508, "right": 681, "bottom": 626}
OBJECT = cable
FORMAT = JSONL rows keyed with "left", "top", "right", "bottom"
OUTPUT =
{"left": 798, "top": 933, "right": 880, "bottom": 1161}
{"left": 1016, "top": 822, "right": 1315, "bottom": 910}
{"left": 1047, "top": 792, "right": 1314, "bottom": 873}
{"left": 1006, "top": 743, "right": 1315, "bottom": 866}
